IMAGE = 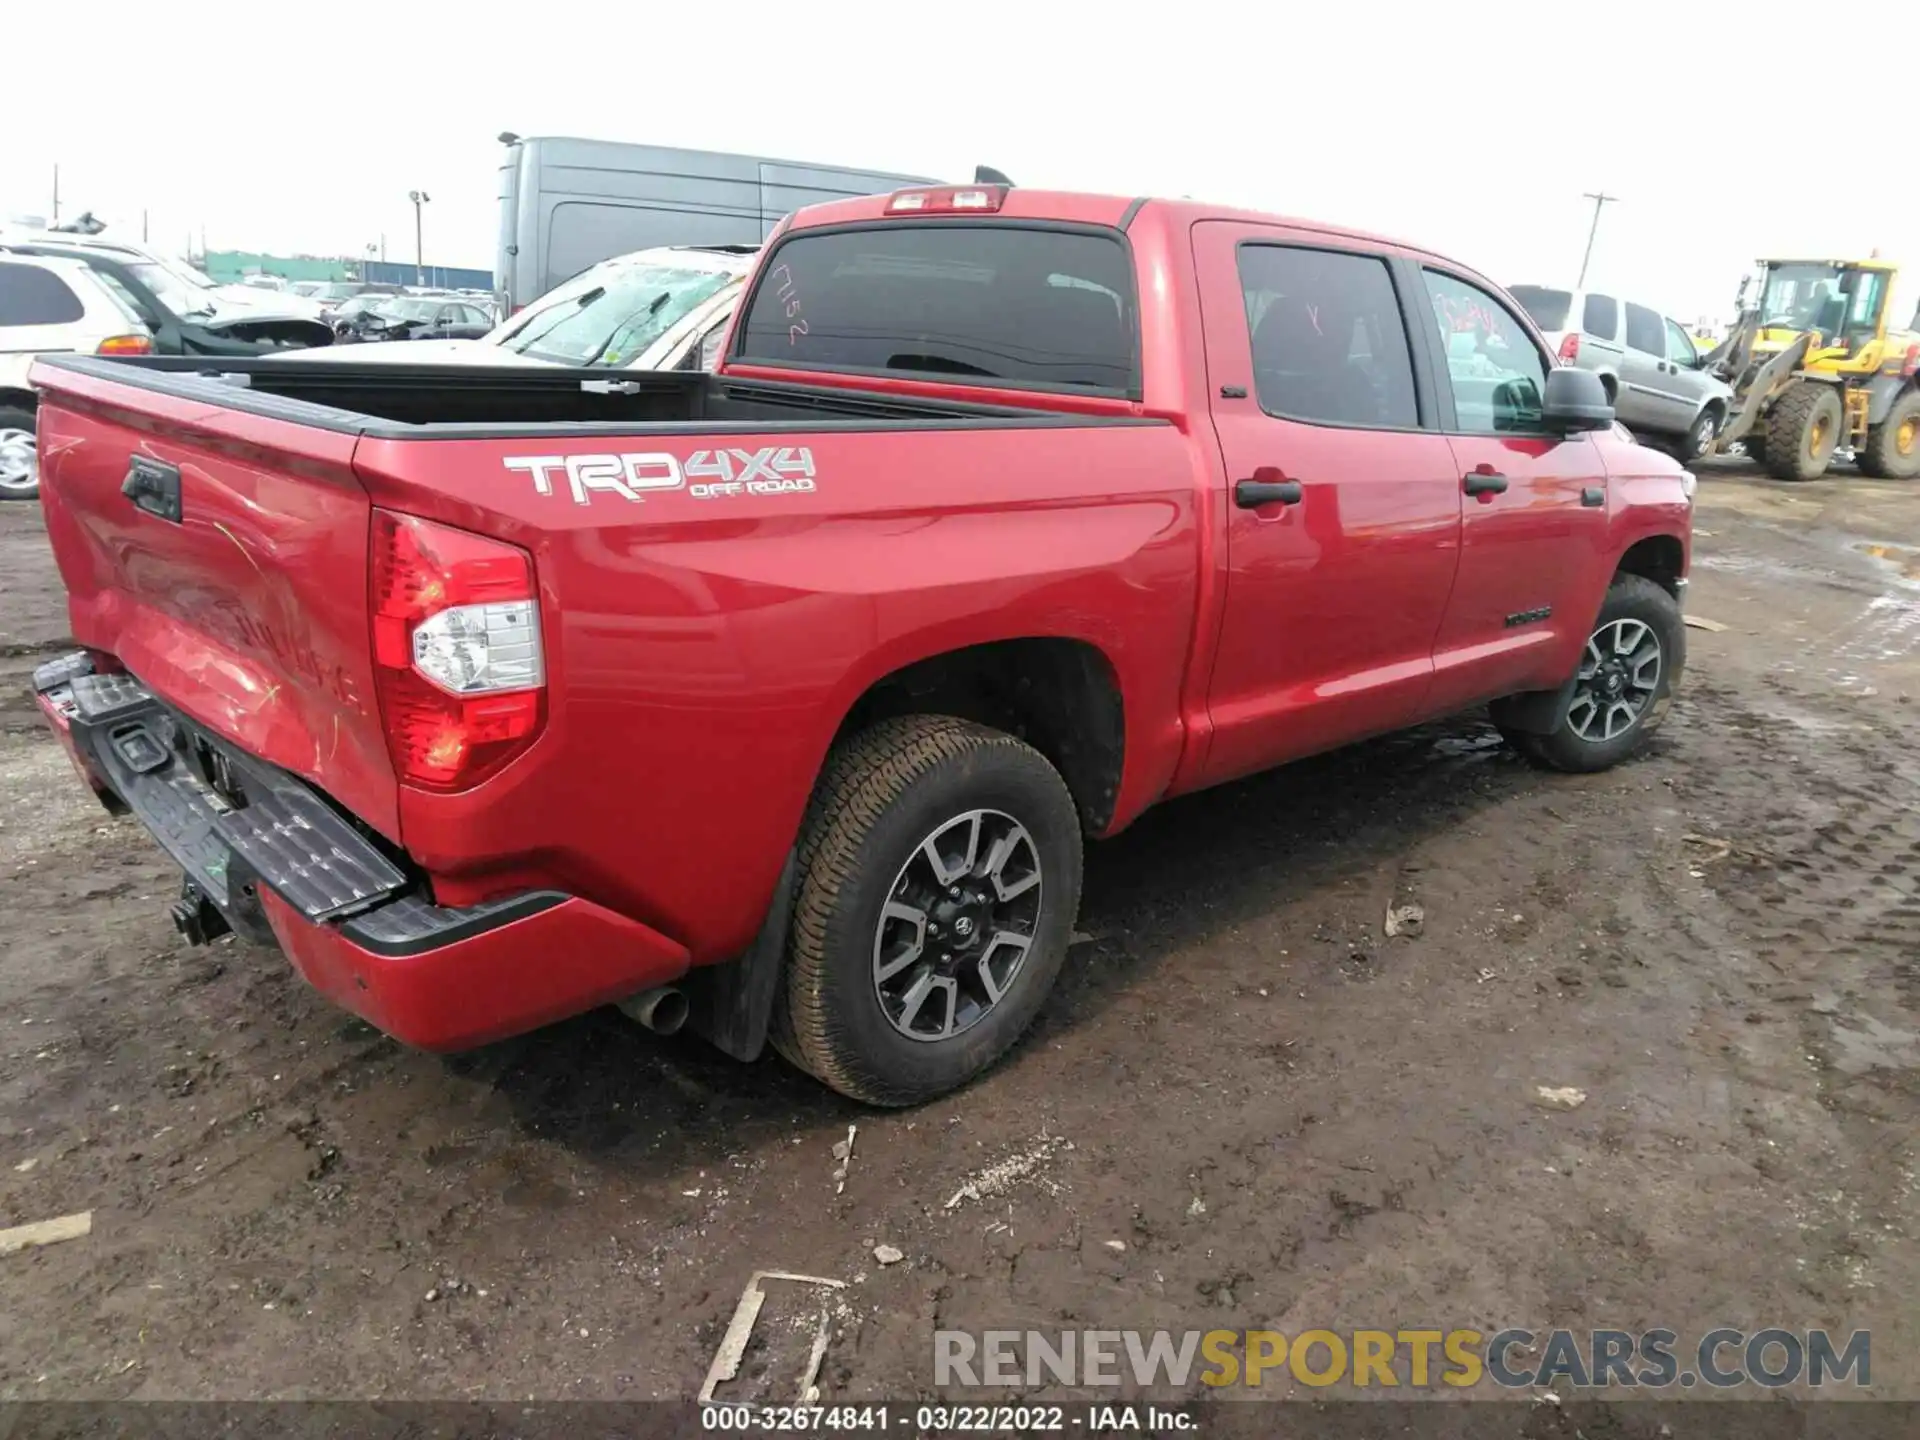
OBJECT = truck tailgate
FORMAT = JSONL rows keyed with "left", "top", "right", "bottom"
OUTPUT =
{"left": 33, "top": 363, "right": 400, "bottom": 840}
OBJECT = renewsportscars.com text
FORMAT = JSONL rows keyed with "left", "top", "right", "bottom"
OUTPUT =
{"left": 934, "top": 1327, "right": 1870, "bottom": 1390}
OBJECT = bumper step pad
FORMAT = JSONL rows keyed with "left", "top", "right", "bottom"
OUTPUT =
{"left": 43, "top": 666, "right": 406, "bottom": 934}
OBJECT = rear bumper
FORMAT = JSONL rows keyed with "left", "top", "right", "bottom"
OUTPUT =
{"left": 34, "top": 654, "right": 689, "bottom": 1050}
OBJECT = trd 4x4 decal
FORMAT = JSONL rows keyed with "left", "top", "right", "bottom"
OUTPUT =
{"left": 502, "top": 447, "right": 817, "bottom": 505}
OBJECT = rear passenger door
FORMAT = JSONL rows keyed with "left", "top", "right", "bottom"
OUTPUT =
{"left": 1193, "top": 223, "right": 1464, "bottom": 786}
{"left": 1413, "top": 267, "right": 1614, "bottom": 712}
{"left": 1618, "top": 301, "right": 1690, "bottom": 434}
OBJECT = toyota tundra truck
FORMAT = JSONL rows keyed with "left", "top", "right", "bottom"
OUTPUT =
{"left": 28, "top": 184, "right": 1691, "bottom": 1106}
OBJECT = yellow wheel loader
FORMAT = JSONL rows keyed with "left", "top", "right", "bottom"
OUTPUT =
{"left": 1704, "top": 258, "right": 1920, "bottom": 481}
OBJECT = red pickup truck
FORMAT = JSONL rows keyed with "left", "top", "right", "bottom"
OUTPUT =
{"left": 30, "top": 185, "right": 1691, "bottom": 1105}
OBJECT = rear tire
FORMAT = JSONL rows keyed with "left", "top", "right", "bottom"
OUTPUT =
{"left": 1857, "top": 389, "right": 1920, "bottom": 480}
{"left": 0, "top": 404, "right": 37, "bottom": 502}
{"left": 1763, "top": 382, "right": 1843, "bottom": 481}
{"left": 772, "top": 716, "right": 1083, "bottom": 1107}
{"left": 1504, "top": 574, "right": 1684, "bottom": 774}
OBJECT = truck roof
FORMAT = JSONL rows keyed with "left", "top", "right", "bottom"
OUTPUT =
{"left": 783, "top": 187, "right": 1435, "bottom": 261}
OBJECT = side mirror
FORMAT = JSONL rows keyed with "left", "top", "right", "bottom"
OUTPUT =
{"left": 1541, "top": 365, "right": 1614, "bottom": 432}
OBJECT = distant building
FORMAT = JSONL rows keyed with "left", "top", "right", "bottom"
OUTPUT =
{"left": 202, "top": 250, "right": 493, "bottom": 290}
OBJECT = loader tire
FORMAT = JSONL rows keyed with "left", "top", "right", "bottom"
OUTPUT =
{"left": 1857, "top": 389, "right": 1920, "bottom": 480}
{"left": 1763, "top": 382, "right": 1843, "bottom": 481}
{"left": 771, "top": 715, "right": 1083, "bottom": 1107}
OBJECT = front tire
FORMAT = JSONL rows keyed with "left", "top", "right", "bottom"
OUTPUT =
{"left": 1504, "top": 574, "right": 1684, "bottom": 774}
{"left": 1763, "top": 382, "right": 1842, "bottom": 481}
{"left": 0, "top": 404, "right": 37, "bottom": 501}
{"left": 773, "top": 716, "right": 1084, "bottom": 1107}
{"left": 1856, "top": 389, "right": 1920, "bottom": 480}
{"left": 1681, "top": 405, "right": 1722, "bottom": 462}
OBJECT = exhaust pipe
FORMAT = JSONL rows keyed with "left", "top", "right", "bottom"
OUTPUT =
{"left": 619, "top": 985, "right": 688, "bottom": 1037}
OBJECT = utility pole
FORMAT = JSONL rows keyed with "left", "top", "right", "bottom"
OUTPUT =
{"left": 408, "top": 191, "right": 430, "bottom": 286}
{"left": 51, "top": 164, "right": 59, "bottom": 225}
{"left": 1576, "top": 191, "right": 1619, "bottom": 289}
{"left": 142, "top": 209, "right": 149, "bottom": 242}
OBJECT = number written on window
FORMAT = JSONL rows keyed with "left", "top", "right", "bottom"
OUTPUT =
{"left": 1421, "top": 271, "right": 1549, "bottom": 434}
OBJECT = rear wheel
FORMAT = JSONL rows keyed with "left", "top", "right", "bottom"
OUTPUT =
{"left": 1763, "top": 382, "right": 1843, "bottom": 481}
{"left": 1857, "top": 389, "right": 1920, "bottom": 480}
{"left": 0, "top": 404, "right": 37, "bottom": 501}
{"left": 772, "top": 716, "right": 1083, "bottom": 1107}
{"left": 1503, "top": 574, "right": 1683, "bottom": 774}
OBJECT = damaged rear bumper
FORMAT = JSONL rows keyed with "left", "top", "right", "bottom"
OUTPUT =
{"left": 34, "top": 653, "right": 689, "bottom": 1050}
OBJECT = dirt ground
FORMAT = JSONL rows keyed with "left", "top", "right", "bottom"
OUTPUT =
{"left": 1, "top": 461, "right": 1916, "bottom": 1406}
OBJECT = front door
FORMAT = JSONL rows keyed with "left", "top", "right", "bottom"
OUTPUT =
{"left": 1411, "top": 266, "right": 1615, "bottom": 712}
{"left": 1192, "top": 222, "right": 1463, "bottom": 788}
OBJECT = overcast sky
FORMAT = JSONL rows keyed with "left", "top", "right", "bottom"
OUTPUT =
{"left": 7, "top": 1, "right": 1915, "bottom": 324}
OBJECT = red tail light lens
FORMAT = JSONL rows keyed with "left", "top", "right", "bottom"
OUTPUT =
{"left": 1557, "top": 333, "right": 1580, "bottom": 366}
{"left": 1903, "top": 344, "right": 1919, "bottom": 379}
{"left": 97, "top": 334, "right": 154, "bottom": 355}
{"left": 370, "top": 510, "right": 544, "bottom": 789}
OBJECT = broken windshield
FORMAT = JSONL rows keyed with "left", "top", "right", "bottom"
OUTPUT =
{"left": 506, "top": 263, "right": 733, "bottom": 367}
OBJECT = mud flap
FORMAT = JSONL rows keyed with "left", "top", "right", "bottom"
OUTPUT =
{"left": 684, "top": 852, "right": 796, "bottom": 1063}
{"left": 1488, "top": 671, "right": 1580, "bottom": 736}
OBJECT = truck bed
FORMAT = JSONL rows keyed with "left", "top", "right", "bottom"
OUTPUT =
{"left": 37, "top": 355, "right": 1120, "bottom": 436}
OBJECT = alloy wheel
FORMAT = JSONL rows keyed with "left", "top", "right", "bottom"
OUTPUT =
{"left": 871, "top": 808, "right": 1044, "bottom": 1042}
{"left": 1568, "top": 619, "right": 1662, "bottom": 743}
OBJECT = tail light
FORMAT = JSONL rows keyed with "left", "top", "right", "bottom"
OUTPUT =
{"left": 1557, "top": 333, "right": 1580, "bottom": 366}
{"left": 96, "top": 334, "right": 153, "bottom": 355}
{"left": 370, "top": 510, "right": 544, "bottom": 789}
{"left": 1903, "top": 344, "right": 1919, "bottom": 379}
{"left": 885, "top": 185, "right": 1006, "bottom": 215}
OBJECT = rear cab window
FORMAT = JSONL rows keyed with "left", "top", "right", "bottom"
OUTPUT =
{"left": 734, "top": 224, "right": 1137, "bottom": 395}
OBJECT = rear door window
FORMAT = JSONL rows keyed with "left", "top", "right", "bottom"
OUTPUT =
{"left": 1623, "top": 302, "right": 1665, "bottom": 356}
{"left": 1236, "top": 245, "right": 1418, "bottom": 428}
{"left": 735, "top": 225, "right": 1137, "bottom": 394}
{"left": 0, "top": 263, "right": 86, "bottom": 326}
{"left": 1582, "top": 293, "right": 1620, "bottom": 340}
{"left": 1509, "top": 286, "right": 1571, "bottom": 332}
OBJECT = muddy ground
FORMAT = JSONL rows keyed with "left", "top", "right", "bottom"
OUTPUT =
{"left": 0, "top": 461, "right": 1915, "bottom": 1406}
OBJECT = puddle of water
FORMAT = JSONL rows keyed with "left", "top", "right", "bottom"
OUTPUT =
{"left": 1849, "top": 539, "right": 1920, "bottom": 587}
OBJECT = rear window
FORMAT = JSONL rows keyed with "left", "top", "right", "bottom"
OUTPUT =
{"left": 1508, "top": 286, "right": 1571, "bottom": 331}
{"left": 0, "top": 262, "right": 85, "bottom": 326}
{"left": 736, "top": 225, "right": 1136, "bottom": 393}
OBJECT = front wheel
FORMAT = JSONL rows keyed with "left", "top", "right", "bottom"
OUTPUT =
{"left": 1503, "top": 574, "right": 1684, "bottom": 773}
{"left": 773, "top": 716, "right": 1084, "bottom": 1106}
{"left": 1681, "top": 405, "right": 1722, "bottom": 461}
{"left": 0, "top": 405, "right": 38, "bottom": 501}
{"left": 1763, "top": 382, "right": 1843, "bottom": 482}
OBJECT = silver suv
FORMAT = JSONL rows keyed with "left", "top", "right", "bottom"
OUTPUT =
{"left": 1510, "top": 286, "right": 1734, "bottom": 458}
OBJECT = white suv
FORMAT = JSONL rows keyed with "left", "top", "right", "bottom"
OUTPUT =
{"left": 0, "top": 253, "right": 153, "bottom": 500}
